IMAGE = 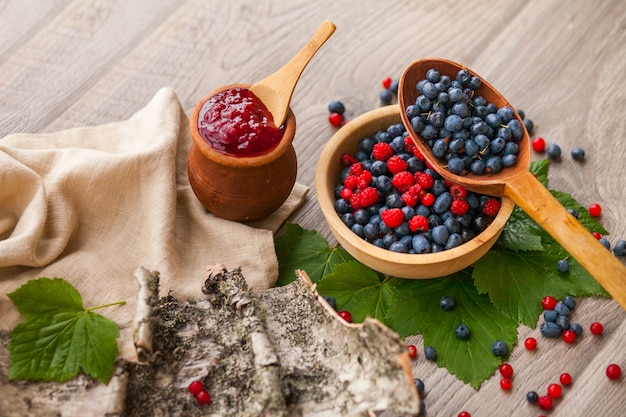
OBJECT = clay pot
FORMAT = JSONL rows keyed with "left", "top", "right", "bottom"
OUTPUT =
{"left": 188, "top": 84, "right": 297, "bottom": 222}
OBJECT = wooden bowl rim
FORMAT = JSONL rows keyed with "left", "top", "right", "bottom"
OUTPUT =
{"left": 315, "top": 105, "right": 514, "bottom": 277}
{"left": 189, "top": 83, "right": 296, "bottom": 168}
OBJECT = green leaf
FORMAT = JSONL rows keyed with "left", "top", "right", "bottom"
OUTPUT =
{"left": 497, "top": 206, "right": 544, "bottom": 252}
{"left": 275, "top": 223, "right": 355, "bottom": 285}
{"left": 8, "top": 278, "right": 121, "bottom": 384}
{"left": 530, "top": 159, "right": 550, "bottom": 186}
{"left": 385, "top": 271, "right": 518, "bottom": 389}
{"left": 316, "top": 262, "right": 397, "bottom": 323}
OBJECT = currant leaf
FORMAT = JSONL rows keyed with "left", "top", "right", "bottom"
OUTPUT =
{"left": 7, "top": 278, "right": 121, "bottom": 384}
{"left": 275, "top": 223, "right": 355, "bottom": 285}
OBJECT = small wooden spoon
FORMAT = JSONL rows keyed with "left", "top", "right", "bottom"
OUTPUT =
{"left": 249, "top": 20, "right": 336, "bottom": 127}
{"left": 398, "top": 58, "right": 626, "bottom": 310}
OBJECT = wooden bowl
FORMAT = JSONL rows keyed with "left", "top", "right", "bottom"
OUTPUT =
{"left": 188, "top": 84, "right": 297, "bottom": 222}
{"left": 315, "top": 105, "right": 514, "bottom": 278}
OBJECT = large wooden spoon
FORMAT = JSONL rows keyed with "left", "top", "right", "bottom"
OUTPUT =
{"left": 398, "top": 58, "right": 626, "bottom": 310}
{"left": 249, "top": 20, "right": 336, "bottom": 127}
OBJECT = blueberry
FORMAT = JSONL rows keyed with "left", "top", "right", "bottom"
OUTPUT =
{"left": 547, "top": 143, "right": 562, "bottom": 160}
{"left": 524, "top": 118, "right": 534, "bottom": 135}
{"left": 351, "top": 223, "right": 364, "bottom": 238}
{"left": 414, "top": 378, "right": 425, "bottom": 396}
{"left": 424, "top": 346, "right": 437, "bottom": 360}
{"left": 445, "top": 233, "right": 463, "bottom": 250}
{"left": 526, "top": 391, "right": 539, "bottom": 404}
{"left": 389, "top": 241, "right": 408, "bottom": 253}
{"left": 571, "top": 147, "right": 585, "bottom": 161}
{"left": 598, "top": 237, "right": 611, "bottom": 250}
{"left": 432, "top": 225, "right": 450, "bottom": 245}
{"left": 570, "top": 322, "right": 583, "bottom": 336}
{"left": 492, "top": 340, "right": 508, "bottom": 357}
{"left": 508, "top": 119, "right": 523, "bottom": 140}
{"left": 556, "top": 315, "right": 570, "bottom": 331}
{"left": 342, "top": 213, "right": 355, "bottom": 228}
{"left": 554, "top": 302, "right": 571, "bottom": 317}
{"left": 433, "top": 192, "right": 453, "bottom": 214}
{"left": 354, "top": 209, "right": 370, "bottom": 225}
{"left": 454, "top": 324, "right": 471, "bottom": 340}
{"left": 444, "top": 114, "right": 463, "bottom": 132}
{"left": 567, "top": 208, "right": 579, "bottom": 219}
{"left": 363, "top": 223, "right": 380, "bottom": 241}
{"left": 557, "top": 259, "right": 570, "bottom": 273}
{"left": 502, "top": 154, "right": 517, "bottom": 167}
{"left": 540, "top": 321, "right": 562, "bottom": 338}
{"left": 485, "top": 156, "right": 503, "bottom": 174}
{"left": 432, "top": 138, "right": 449, "bottom": 158}
{"left": 334, "top": 199, "right": 351, "bottom": 215}
{"left": 390, "top": 79, "right": 399, "bottom": 94}
{"left": 380, "top": 89, "right": 393, "bottom": 105}
{"left": 323, "top": 295, "right": 337, "bottom": 310}
{"left": 440, "top": 296, "right": 455, "bottom": 311}
{"left": 613, "top": 240, "right": 626, "bottom": 256}
{"left": 448, "top": 157, "right": 466, "bottom": 174}
{"left": 470, "top": 159, "right": 486, "bottom": 175}
{"left": 328, "top": 100, "right": 345, "bottom": 114}
{"left": 496, "top": 106, "right": 514, "bottom": 123}
{"left": 543, "top": 310, "right": 558, "bottom": 322}
{"left": 562, "top": 296, "right": 576, "bottom": 311}
{"left": 412, "top": 235, "right": 431, "bottom": 254}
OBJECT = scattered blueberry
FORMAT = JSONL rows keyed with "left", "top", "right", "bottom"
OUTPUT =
{"left": 439, "top": 296, "right": 456, "bottom": 311}
{"left": 546, "top": 143, "right": 562, "bottom": 160}
{"left": 526, "top": 391, "right": 539, "bottom": 404}
{"left": 571, "top": 147, "right": 585, "bottom": 161}
{"left": 380, "top": 89, "right": 393, "bottom": 105}
{"left": 424, "top": 346, "right": 437, "bottom": 360}
{"left": 598, "top": 237, "right": 611, "bottom": 250}
{"left": 492, "top": 340, "right": 509, "bottom": 357}
{"left": 414, "top": 378, "right": 425, "bottom": 396}
{"left": 323, "top": 295, "right": 337, "bottom": 310}
{"left": 454, "top": 324, "right": 471, "bottom": 340}
{"left": 556, "top": 315, "right": 570, "bottom": 331}
{"left": 557, "top": 259, "right": 570, "bottom": 273}
{"left": 328, "top": 100, "right": 345, "bottom": 115}
{"left": 613, "top": 240, "right": 626, "bottom": 256}
{"left": 554, "top": 302, "right": 571, "bottom": 316}
{"left": 540, "top": 321, "right": 562, "bottom": 338}
{"left": 570, "top": 322, "right": 583, "bottom": 336}
{"left": 562, "top": 295, "right": 576, "bottom": 310}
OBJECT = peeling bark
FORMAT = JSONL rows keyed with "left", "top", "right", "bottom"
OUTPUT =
{"left": 132, "top": 266, "right": 160, "bottom": 363}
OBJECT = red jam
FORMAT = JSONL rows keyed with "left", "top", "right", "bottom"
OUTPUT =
{"left": 198, "top": 87, "right": 285, "bottom": 157}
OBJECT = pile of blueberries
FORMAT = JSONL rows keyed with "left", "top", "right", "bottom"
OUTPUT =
{"left": 333, "top": 121, "right": 501, "bottom": 254}
{"left": 539, "top": 296, "right": 580, "bottom": 339}
{"left": 404, "top": 68, "right": 526, "bottom": 175}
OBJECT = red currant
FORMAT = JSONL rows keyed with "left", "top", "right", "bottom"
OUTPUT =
{"left": 532, "top": 137, "right": 546, "bottom": 152}
{"left": 338, "top": 310, "right": 352, "bottom": 323}
{"left": 562, "top": 329, "right": 576, "bottom": 343}
{"left": 542, "top": 296, "right": 557, "bottom": 311}
{"left": 559, "top": 372, "right": 572, "bottom": 386}
{"left": 606, "top": 363, "right": 622, "bottom": 380}
{"left": 537, "top": 395, "right": 553, "bottom": 410}
{"left": 188, "top": 380, "right": 204, "bottom": 396}
{"left": 407, "top": 344, "right": 418, "bottom": 359}
{"left": 547, "top": 383, "right": 562, "bottom": 398}
{"left": 592, "top": 231, "right": 602, "bottom": 240}
{"left": 421, "top": 192, "right": 435, "bottom": 207}
{"left": 500, "top": 377, "right": 513, "bottom": 391}
{"left": 457, "top": 412, "right": 471, "bottom": 417}
{"left": 382, "top": 77, "right": 392, "bottom": 89}
{"left": 524, "top": 337, "right": 537, "bottom": 350}
{"left": 588, "top": 203, "right": 602, "bottom": 217}
{"left": 196, "top": 390, "right": 211, "bottom": 405}
{"left": 590, "top": 321, "right": 604, "bottom": 335}
{"left": 328, "top": 112, "right": 343, "bottom": 127}
{"left": 499, "top": 363, "right": 514, "bottom": 378}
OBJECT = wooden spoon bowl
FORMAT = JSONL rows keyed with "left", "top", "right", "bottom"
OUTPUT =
{"left": 398, "top": 58, "right": 626, "bottom": 308}
{"left": 316, "top": 105, "right": 514, "bottom": 279}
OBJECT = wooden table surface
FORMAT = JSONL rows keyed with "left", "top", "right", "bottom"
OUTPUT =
{"left": 1, "top": 1, "right": 625, "bottom": 416}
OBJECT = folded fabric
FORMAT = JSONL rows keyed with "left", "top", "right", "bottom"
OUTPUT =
{"left": 0, "top": 87, "right": 308, "bottom": 339}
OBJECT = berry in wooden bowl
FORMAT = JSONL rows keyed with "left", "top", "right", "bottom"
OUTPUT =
{"left": 188, "top": 83, "right": 297, "bottom": 222}
{"left": 315, "top": 105, "right": 514, "bottom": 279}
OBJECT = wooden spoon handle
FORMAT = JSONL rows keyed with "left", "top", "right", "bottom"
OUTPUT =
{"left": 250, "top": 20, "right": 336, "bottom": 126}
{"left": 504, "top": 170, "right": 626, "bottom": 310}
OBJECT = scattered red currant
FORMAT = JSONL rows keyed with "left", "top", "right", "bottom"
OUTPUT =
{"left": 547, "top": 383, "right": 562, "bottom": 398}
{"left": 196, "top": 390, "right": 211, "bottom": 405}
{"left": 606, "top": 364, "right": 622, "bottom": 380}
{"left": 499, "top": 363, "right": 514, "bottom": 378}
{"left": 532, "top": 137, "right": 546, "bottom": 152}
{"left": 328, "top": 112, "right": 343, "bottom": 127}
{"left": 188, "top": 380, "right": 204, "bottom": 396}
{"left": 588, "top": 203, "right": 602, "bottom": 217}
{"left": 407, "top": 344, "right": 418, "bottom": 359}
{"left": 500, "top": 377, "right": 513, "bottom": 391}
{"left": 457, "top": 411, "right": 471, "bottom": 417}
{"left": 590, "top": 321, "right": 604, "bottom": 335}
{"left": 524, "top": 337, "right": 537, "bottom": 350}
{"left": 592, "top": 231, "right": 602, "bottom": 240}
{"left": 559, "top": 372, "right": 572, "bottom": 386}
{"left": 382, "top": 77, "right": 392, "bottom": 89}
{"left": 338, "top": 310, "right": 352, "bottom": 323}
{"left": 562, "top": 329, "right": 576, "bottom": 343}
{"left": 537, "top": 395, "right": 553, "bottom": 410}
{"left": 542, "top": 296, "right": 557, "bottom": 310}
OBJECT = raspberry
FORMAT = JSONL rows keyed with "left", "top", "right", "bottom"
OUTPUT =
{"left": 341, "top": 153, "right": 358, "bottom": 166}
{"left": 404, "top": 136, "right": 418, "bottom": 156}
{"left": 381, "top": 208, "right": 404, "bottom": 228}
{"left": 358, "top": 187, "right": 379, "bottom": 208}
{"left": 357, "top": 170, "right": 373, "bottom": 189}
{"left": 329, "top": 112, "right": 343, "bottom": 127}
{"left": 392, "top": 171, "right": 415, "bottom": 192}
{"left": 408, "top": 184, "right": 423, "bottom": 197}
{"left": 343, "top": 175, "right": 358, "bottom": 190}
{"left": 349, "top": 163, "right": 364, "bottom": 176}
{"left": 408, "top": 215, "right": 429, "bottom": 232}
{"left": 450, "top": 199, "right": 469, "bottom": 215}
{"left": 372, "top": 142, "right": 393, "bottom": 161}
{"left": 450, "top": 184, "right": 467, "bottom": 200}
{"left": 482, "top": 198, "right": 501, "bottom": 217}
{"left": 349, "top": 193, "right": 364, "bottom": 210}
{"left": 402, "top": 192, "right": 418, "bottom": 207}
{"left": 387, "top": 155, "right": 408, "bottom": 174}
{"left": 415, "top": 172, "right": 434, "bottom": 189}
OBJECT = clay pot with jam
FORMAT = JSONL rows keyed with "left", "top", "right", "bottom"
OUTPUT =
{"left": 188, "top": 84, "right": 297, "bottom": 222}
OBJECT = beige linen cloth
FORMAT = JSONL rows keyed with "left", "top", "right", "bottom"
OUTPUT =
{"left": 0, "top": 87, "right": 308, "bottom": 357}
